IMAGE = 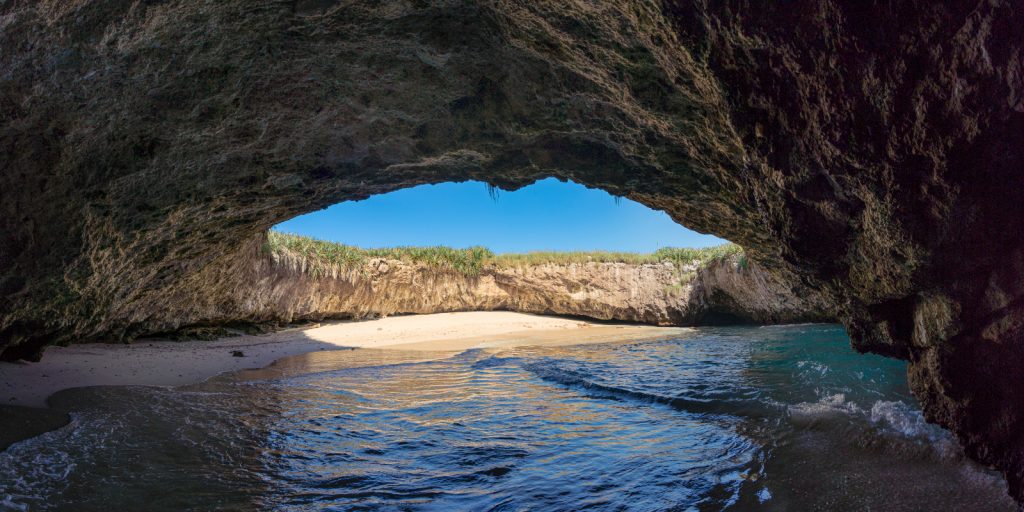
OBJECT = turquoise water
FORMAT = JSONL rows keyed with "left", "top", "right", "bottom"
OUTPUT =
{"left": 0, "top": 324, "right": 1013, "bottom": 510}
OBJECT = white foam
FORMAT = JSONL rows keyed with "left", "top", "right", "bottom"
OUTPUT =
{"left": 796, "top": 360, "right": 830, "bottom": 376}
{"left": 788, "top": 393, "right": 862, "bottom": 423}
{"left": 786, "top": 393, "right": 973, "bottom": 465}
{"left": 869, "top": 400, "right": 932, "bottom": 439}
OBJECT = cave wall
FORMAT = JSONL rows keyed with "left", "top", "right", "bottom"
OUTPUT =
{"left": 134, "top": 237, "right": 827, "bottom": 333}
{"left": 1, "top": 0, "right": 1022, "bottom": 501}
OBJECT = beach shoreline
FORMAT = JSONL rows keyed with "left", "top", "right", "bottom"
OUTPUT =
{"left": 0, "top": 311, "right": 687, "bottom": 410}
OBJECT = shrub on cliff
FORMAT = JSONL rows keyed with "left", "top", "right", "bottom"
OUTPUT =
{"left": 266, "top": 231, "right": 742, "bottom": 277}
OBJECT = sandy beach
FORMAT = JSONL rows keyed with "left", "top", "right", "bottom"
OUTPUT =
{"left": 0, "top": 312, "right": 686, "bottom": 409}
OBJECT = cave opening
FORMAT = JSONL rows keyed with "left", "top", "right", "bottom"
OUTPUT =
{"left": 251, "top": 176, "right": 830, "bottom": 332}
{"left": 273, "top": 177, "right": 727, "bottom": 255}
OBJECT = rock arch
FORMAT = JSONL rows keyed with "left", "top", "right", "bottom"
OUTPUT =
{"left": 2, "top": 0, "right": 1022, "bottom": 501}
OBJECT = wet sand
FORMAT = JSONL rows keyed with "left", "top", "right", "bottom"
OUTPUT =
{"left": 0, "top": 312, "right": 686, "bottom": 409}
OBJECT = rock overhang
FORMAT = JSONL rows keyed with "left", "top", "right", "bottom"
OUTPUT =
{"left": 1, "top": 0, "right": 1022, "bottom": 502}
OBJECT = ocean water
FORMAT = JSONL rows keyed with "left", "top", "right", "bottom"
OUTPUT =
{"left": 0, "top": 324, "right": 1014, "bottom": 511}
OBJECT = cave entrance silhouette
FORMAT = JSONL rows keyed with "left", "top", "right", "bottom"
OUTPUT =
{"left": 273, "top": 178, "right": 728, "bottom": 254}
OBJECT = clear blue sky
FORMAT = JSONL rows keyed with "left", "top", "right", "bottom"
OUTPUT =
{"left": 275, "top": 178, "right": 727, "bottom": 253}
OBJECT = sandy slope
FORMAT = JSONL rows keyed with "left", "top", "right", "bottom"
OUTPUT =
{"left": 0, "top": 312, "right": 686, "bottom": 408}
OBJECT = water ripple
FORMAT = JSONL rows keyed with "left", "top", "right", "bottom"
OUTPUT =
{"left": 0, "top": 325, "right": 1015, "bottom": 511}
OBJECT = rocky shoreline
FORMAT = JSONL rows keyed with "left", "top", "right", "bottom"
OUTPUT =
{"left": 3, "top": 0, "right": 1021, "bottom": 501}
{"left": 136, "top": 235, "right": 830, "bottom": 341}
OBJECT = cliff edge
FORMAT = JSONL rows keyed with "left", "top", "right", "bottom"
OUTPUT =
{"left": 142, "top": 233, "right": 829, "bottom": 336}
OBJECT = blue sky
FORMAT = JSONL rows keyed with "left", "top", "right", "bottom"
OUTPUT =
{"left": 275, "top": 178, "right": 726, "bottom": 253}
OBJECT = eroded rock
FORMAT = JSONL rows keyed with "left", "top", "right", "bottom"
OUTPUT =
{"left": 1, "top": 0, "right": 1021, "bottom": 501}
{"left": 139, "top": 236, "right": 826, "bottom": 331}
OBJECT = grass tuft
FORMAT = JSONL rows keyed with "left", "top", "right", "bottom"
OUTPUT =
{"left": 266, "top": 231, "right": 743, "bottom": 277}
{"left": 267, "top": 231, "right": 493, "bottom": 277}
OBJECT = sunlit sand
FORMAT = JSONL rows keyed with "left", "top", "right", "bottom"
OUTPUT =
{"left": 0, "top": 312, "right": 686, "bottom": 408}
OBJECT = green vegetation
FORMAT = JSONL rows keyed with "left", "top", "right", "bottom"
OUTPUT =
{"left": 266, "top": 231, "right": 742, "bottom": 277}
{"left": 489, "top": 245, "right": 740, "bottom": 267}
{"left": 737, "top": 254, "right": 750, "bottom": 271}
{"left": 267, "top": 231, "right": 493, "bottom": 276}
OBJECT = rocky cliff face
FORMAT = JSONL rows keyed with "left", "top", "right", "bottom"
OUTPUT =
{"left": 1, "top": 0, "right": 1022, "bottom": 501}
{"left": 146, "top": 238, "right": 827, "bottom": 333}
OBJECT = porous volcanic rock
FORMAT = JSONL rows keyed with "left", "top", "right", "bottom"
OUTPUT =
{"left": 1, "top": 0, "right": 1022, "bottom": 501}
